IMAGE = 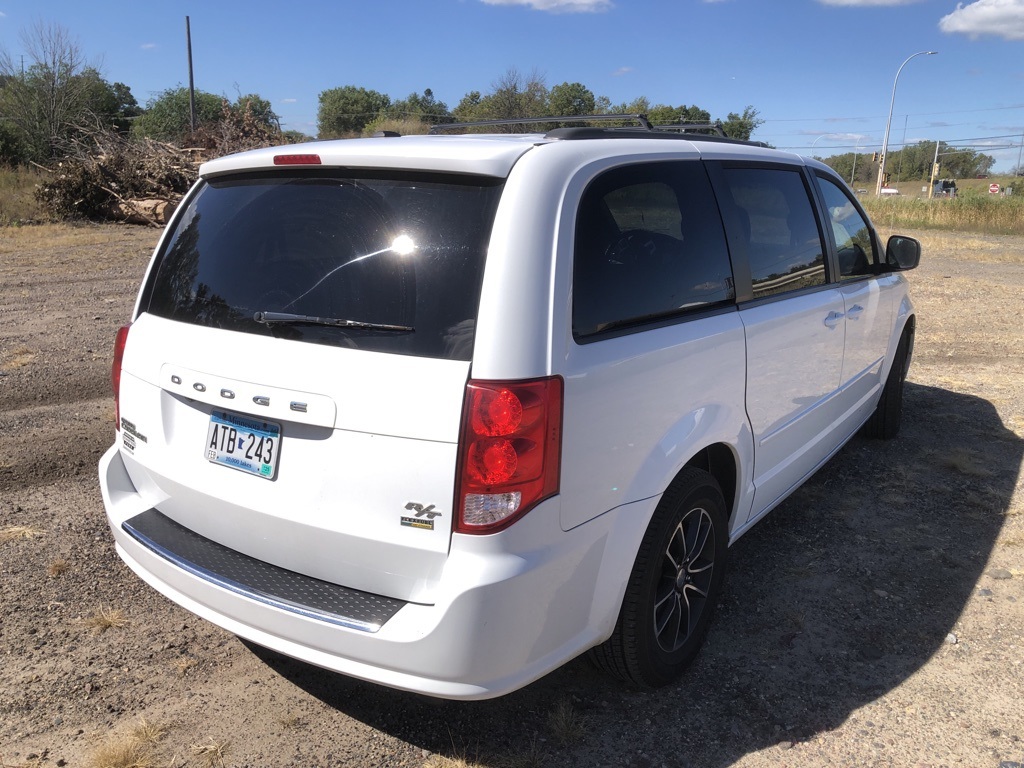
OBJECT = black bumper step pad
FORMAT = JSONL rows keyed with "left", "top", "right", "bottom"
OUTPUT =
{"left": 123, "top": 509, "right": 406, "bottom": 632}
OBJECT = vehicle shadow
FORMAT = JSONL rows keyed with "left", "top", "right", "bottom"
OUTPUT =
{"left": 249, "top": 382, "right": 1021, "bottom": 767}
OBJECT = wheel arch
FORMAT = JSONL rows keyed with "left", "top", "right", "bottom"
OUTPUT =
{"left": 683, "top": 443, "right": 738, "bottom": 528}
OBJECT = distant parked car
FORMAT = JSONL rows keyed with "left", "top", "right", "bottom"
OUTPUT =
{"left": 880, "top": 187, "right": 901, "bottom": 196}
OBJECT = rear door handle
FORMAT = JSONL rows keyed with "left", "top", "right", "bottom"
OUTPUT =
{"left": 824, "top": 311, "right": 845, "bottom": 329}
{"left": 846, "top": 304, "right": 865, "bottom": 320}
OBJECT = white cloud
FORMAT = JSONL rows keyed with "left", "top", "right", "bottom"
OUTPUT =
{"left": 940, "top": 0, "right": 1024, "bottom": 40}
{"left": 280, "top": 98, "right": 297, "bottom": 103}
{"left": 480, "top": 0, "right": 612, "bottom": 12}
{"left": 817, "top": 0, "right": 922, "bottom": 5}
{"left": 611, "top": 66, "right": 633, "bottom": 77}
{"left": 140, "top": 43, "right": 157, "bottom": 50}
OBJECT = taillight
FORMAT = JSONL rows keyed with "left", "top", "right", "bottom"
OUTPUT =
{"left": 112, "top": 324, "right": 131, "bottom": 430}
{"left": 273, "top": 154, "right": 321, "bottom": 165}
{"left": 455, "top": 377, "right": 563, "bottom": 534}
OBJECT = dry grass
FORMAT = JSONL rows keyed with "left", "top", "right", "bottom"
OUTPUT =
{"left": 81, "top": 606, "right": 129, "bottom": 634}
{"left": 88, "top": 718, "right": 166, "bottom": 768}
{"left": 423, "top": 755, "right": 488, "bottom": 768}
{"left": 0, "top": 222, "right": 115, "bottom": 255}
{"left": 277, "top": 714, "right": 303, "bottom": 729}
{"left": 0, "top": 525, "right": 46, "bottom": 543}
{"left": 0, "top": 166, "right": 49, "bottom": 225}
{"left": 547, "top": 697, "right": 587, "bottom": 746}
{"left": 174, "top": 655, "right": 198, "bottom": 677}
{"left": 0, "top": 345, "right": 36, "bottom": 371}
{"left": 190, "top": 740, "right": 231, "bottom": 768}
{"left": 934, "top": 447, "right": 995, "bottom": 478}
{"left": 862, "top": 190, "right": 1024, "bottom": 236}
{"left": 910, "top": 231, "right": 1024, "bottom": 264}
{"left": 47, "top": 558, "right": 70, "bottom": 577}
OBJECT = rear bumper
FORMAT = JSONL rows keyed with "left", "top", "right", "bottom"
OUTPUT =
{"left": 100, "top": 444, "right": 651, "bottom": 699}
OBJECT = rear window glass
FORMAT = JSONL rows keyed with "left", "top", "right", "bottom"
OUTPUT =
{"left": 143, "top": 171, "right": 503, "bottom": 360}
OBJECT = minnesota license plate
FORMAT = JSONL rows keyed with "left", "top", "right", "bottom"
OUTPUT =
{"left": 205, "top": 410, "right": 280, "bottom": 479}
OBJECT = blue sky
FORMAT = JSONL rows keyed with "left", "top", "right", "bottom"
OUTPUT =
{"left": 2, "top": 0, "right": 1023, "bottom": 171}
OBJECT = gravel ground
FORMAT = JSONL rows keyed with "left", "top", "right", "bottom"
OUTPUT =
{"left": 1, "top": 224, "right": 1022, "bottom": 768}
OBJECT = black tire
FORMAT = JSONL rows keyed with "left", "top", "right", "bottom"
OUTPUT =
{"left": 862, "top": 328, "right": 912, "bottom": 440}
{"left": 590, "top": 467, "right": 728, "bottom": 688}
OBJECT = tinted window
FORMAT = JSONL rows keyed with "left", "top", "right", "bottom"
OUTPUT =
{"left": 144, "top": 172, "right": 503, "bottom": 360}
{"left": 721, "top": 168, "right": 826, "bottom": 298}
{"left": 573, "top": 162, "right": 733, "bottom": 338}
{"left": 817, "top": 175, "right": 877, "bottom": 279}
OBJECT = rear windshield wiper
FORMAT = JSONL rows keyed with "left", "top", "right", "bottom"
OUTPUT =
{"left": 253, "top": 311, "right": 413, "bottom": 332}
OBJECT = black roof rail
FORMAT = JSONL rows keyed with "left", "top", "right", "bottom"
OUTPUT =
{"left": 651, "top": 121, "right": 727, "bottom": 137}
{"left": 426, "top": 114, "right": 767, "bottom": 147}
{"left": 428, "top": 114, "right": 654, "bottom": 134}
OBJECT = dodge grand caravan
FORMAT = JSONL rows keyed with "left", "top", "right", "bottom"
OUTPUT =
{"left": 99, "top": 118, "right": 920, "bottom": 699}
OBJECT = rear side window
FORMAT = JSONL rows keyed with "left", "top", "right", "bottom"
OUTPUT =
{"left": 572, "top": 162, "right": 734, "bottom": 339}
{"left": 720, "top": 167, "right": 826, "bottom": 299}
{"left": 143, "top": 171, "right": 503, "bottom": 360}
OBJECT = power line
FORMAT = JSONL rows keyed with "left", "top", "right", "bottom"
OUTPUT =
{"left": 762, "top": 102, "right": 1024, "bottom": 124}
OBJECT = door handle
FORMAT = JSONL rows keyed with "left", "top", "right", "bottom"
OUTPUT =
{"left": 846, "top": 304, "right": 865, "bottom": 320}
{"left": 824, "top": 311, "right": 845, "bottom": 329}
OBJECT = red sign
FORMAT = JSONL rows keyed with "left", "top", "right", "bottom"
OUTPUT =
{"left": 989, "top": 183, "right": 1000, "bottom": 194}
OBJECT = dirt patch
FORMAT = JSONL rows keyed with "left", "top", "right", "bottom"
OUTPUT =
{"left": 1, "top": 226, "right": 1022, "bottom": 768}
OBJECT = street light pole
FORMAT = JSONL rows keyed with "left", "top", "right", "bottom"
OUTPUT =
{"left": 875, "top": 50, "right": 938, "bottom": 197}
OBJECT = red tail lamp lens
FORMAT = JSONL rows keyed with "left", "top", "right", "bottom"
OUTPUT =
{"left": 470, "top": 388, "right": 523, "bottom": 436}
{"left": 112, "top": 324, "right": 131, "bottom": 429}
{"left": 456, "top": 377, "right": 563, "bottom": 534}
{"left": 468, "top": 439, "right": 518, "bottom": 485}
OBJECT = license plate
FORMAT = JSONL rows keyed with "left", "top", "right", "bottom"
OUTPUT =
{"left": 205, "top": 410, "right": 280, "bottom": 479}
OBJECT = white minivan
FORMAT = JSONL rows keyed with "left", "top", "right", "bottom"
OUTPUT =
{"left": 100, "top": 119, "right": 920, "bottom": 699}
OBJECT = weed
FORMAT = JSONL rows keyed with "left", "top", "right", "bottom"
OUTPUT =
{"left": 862, "top": 187, "right": 1024, "bottom": 236}
{"left": 547, "top": 697, "right": 586, "bottom": 746}
{"left": 174, "top": 655, "right": 198, "bottom": 677}
{"left": 0, "top": 526, "right": 46, "bottom": 543}
{"left": 47, "top": 559, "right": 70, "bottom": 577}
{"left": 423, "top": 754, "right": 487, "bottom": 768}
{"left": 191, "top": 740, "right": 231, "bottom": 768}
{"left": 87, "top": 718, "right": 165, "bottom": 768}
{"left": 0, "top": 166, "right": 49, "bottom": 225}
{"left": 500, "top": 736, "right": 545, "bottom": 768}
{"left": 81, "top": 606, "right": 129, "bottom": 634}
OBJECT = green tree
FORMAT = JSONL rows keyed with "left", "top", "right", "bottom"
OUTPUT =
{"left": 132, "top": 87, "right": 225, "bottom": 142}
{"left": 822, "top": 152, "right": 874, "bottom": 186}
{"left": 721, "top": 106, "right": 763, "bottom": 141}
{"left": 452, "top": 68, "right": 548, "bottom": 131}
{"left": 317, "top": 85, "right": 390, "bottom": 138}
{"left": 0, "top": 21, "right": 123, "bottom": 161}
{"left": 235, "top": 93, "right": 278, "bottom": 130}
{"left": 384, "top": 88, "right": 451, "bottom": 126}
{"left": 548, "top": 81, "right": 595, "bottom": 117}
{"left": 82, "top": 73, "right": 140, "bottom": 133}
{"left": 647, "top": 104, "right": 711, "bottom": 126}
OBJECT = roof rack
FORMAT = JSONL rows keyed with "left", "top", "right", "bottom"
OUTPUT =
{"left": 428, "top": 114, "right": 655, "bottom": 134}
{"left": 426, "top": 114, "right": 766, "bottom": 146}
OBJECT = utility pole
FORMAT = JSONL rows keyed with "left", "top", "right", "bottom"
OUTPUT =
{"left": 851, "top": 151, "right": 858, "bottom": 185}
{"left": 928, "top": 140, "right": 940, "bottom": 200}
{"left": 186, "top": 16, "right": 197, "bottom": 134}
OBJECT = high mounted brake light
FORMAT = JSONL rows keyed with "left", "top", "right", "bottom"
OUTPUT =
{"left": 455, "top": 377, "right": 563, "bottom": 534}
{"left": 273, "top": 154, "right": 322, "bottom": 165}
